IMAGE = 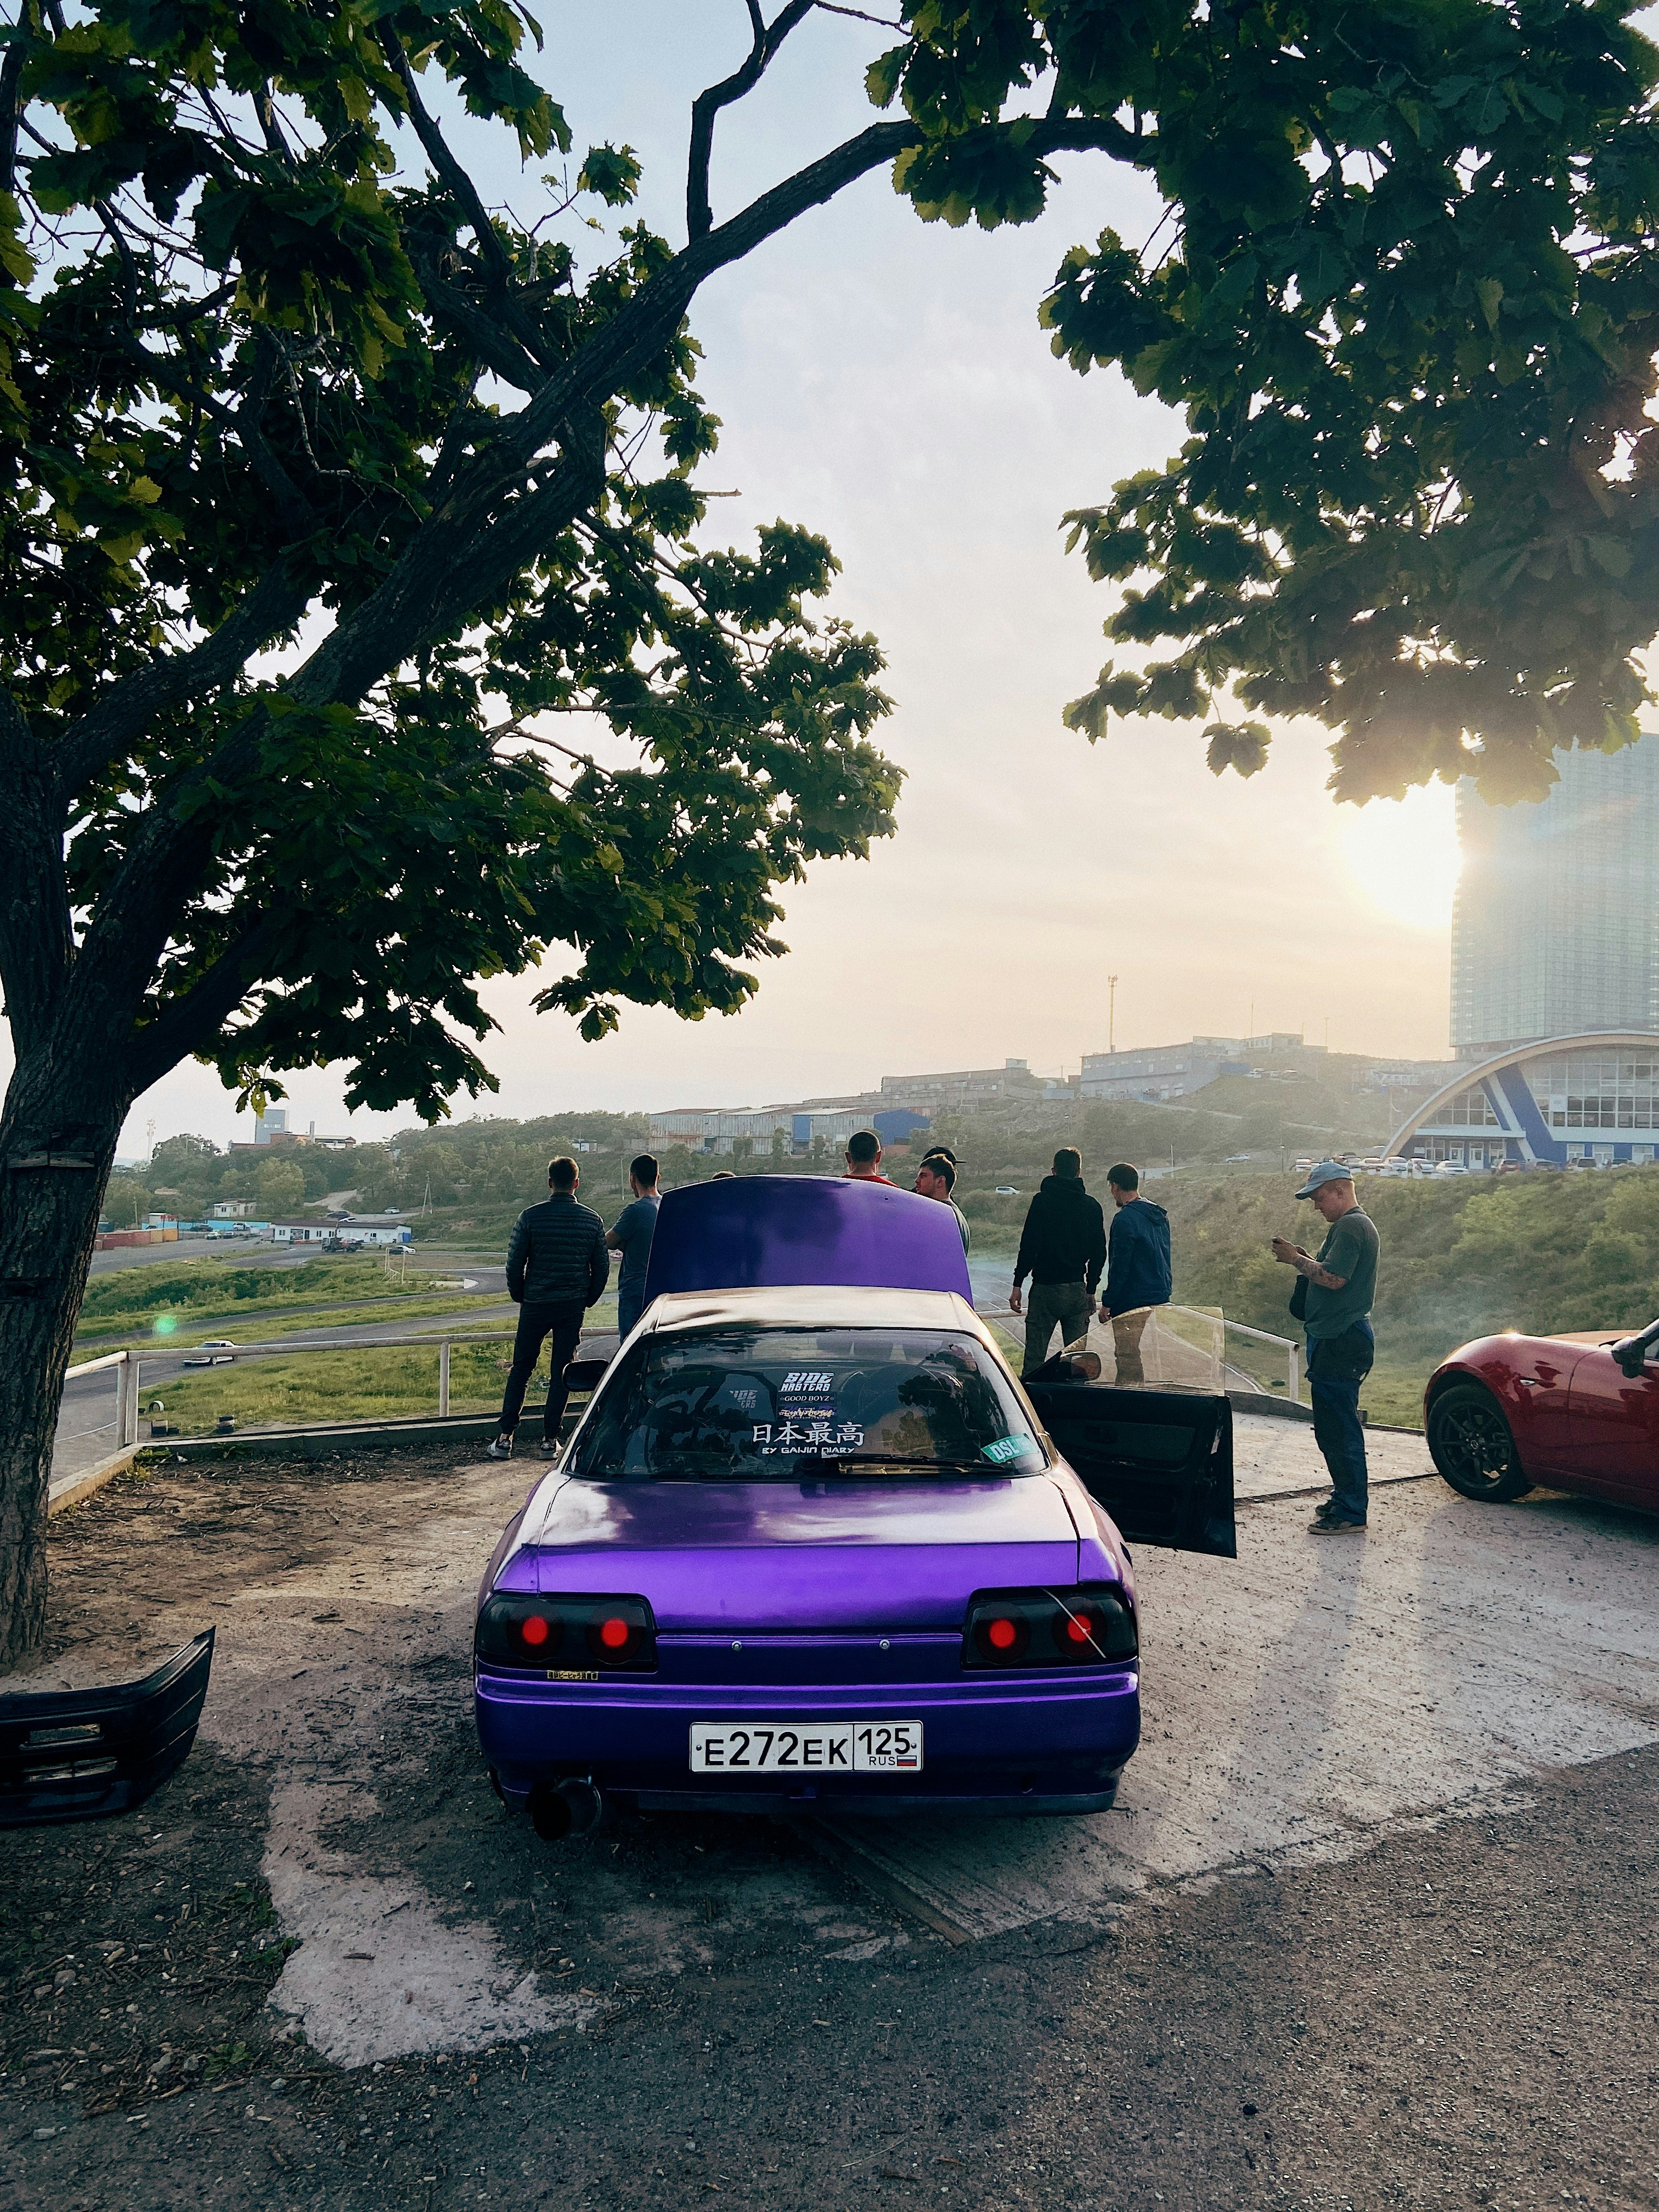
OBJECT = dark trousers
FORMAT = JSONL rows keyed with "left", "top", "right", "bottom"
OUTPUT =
{"left": 498, "top": 1301, "right": 585, "bottom": 1441}
{"left": 1307, "top": 1324, "right": 1374, "bottom": 1522}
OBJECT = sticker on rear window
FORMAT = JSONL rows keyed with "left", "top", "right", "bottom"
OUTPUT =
{"left": 980, "top": 1436, "right": 1031, "bottom": 1465}
{"left": 752, "top": 1420, "right": 865, "bottom": 1455}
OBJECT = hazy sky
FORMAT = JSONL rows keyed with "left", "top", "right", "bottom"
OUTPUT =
{"left": 67, "top": 5, "right": 1469, "bottom": 1154}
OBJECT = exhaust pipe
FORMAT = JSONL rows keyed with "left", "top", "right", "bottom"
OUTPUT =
{"left": 528, "top": 1777, "right": 603, "bottom": 1843}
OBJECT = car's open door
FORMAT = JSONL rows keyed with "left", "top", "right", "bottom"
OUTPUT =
{"left": 1022, "top": 1381, "right": 1236, "bottom": 1559}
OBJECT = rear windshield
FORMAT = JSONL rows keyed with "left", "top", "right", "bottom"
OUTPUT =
{"left": 566, "top": 1326, "right": 1046, "bottom": 1482}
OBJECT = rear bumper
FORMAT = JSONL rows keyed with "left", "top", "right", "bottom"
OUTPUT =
{"left": 0, "top": 1630, "right": 215, "bottom": 1829}
{"left": 475, "top": 1666, "right": 1139, "bottom": 1815}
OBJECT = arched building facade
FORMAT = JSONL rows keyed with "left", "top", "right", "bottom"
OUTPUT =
{"left": 1387, "top": 1033, "right": 1659, "bottom": 1169}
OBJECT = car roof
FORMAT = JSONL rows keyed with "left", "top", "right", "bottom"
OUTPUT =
{"left": 642, "top": 1284, "right": 992, "bottom": 1343}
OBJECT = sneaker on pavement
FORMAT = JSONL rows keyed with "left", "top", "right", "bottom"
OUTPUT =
{"left": 1309, "top": 1514, "right": 1365, "bottom": 1533}
{"left": 484, "top": 1436, "right": 514, "bottom": 1460}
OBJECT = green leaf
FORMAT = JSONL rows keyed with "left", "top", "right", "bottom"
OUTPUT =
{"left": 1204, "top": 723, "right": 1270, "bottom": 779}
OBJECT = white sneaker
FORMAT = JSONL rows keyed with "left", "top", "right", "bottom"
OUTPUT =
{"left": 484, "top": 1436, "right": 513, "bottom": 1460}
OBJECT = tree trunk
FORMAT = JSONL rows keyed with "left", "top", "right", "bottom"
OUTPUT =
{"left": 0, "top": 1045, "right": 125, "bottom": 1672}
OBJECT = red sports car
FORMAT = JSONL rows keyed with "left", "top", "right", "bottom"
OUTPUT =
{"left": 1425, "top": 1318, "right": 1659, "bottom": 1508}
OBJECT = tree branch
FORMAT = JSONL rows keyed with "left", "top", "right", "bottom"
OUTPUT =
{"left": 381, "top": 30, "right": 568, "bottom": 379}
{"left": 0, "top": 5, "right": 32, "bottom": 198}
{"left": 55, "top": 560, "right": 313, "bottom": 795}
{"left": 240, "top": 109, "right": 1135, "bottom": 725}
{"left": 687, "top": 0, "right": 817, "bottom": 241}
{"left": 254, "top": 83, "right": 296, "bottom": 169}
{"left": 380, "top": 27, "right": 514, "bottom": 283}
{"left": 288, "top": 406, "right": 607, "bottom": 709}
{"left": 411, "top": 249, "right": 548, "bottom": 392}
{"left": 123, "top": 912, "right": 287, "bottom": 1095}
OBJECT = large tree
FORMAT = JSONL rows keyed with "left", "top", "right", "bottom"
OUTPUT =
{"left": 0, "top": 0, "right": 1144, "bottom": 1664}
{"left": 3, "top": 0, "right": 1657, "bottom": 1664}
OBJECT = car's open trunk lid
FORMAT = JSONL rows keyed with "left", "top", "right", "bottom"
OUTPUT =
{"left": 509, "top": 1475, "right": 1079, "bottom": 1631}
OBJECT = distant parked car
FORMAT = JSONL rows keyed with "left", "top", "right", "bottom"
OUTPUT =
{"left": 1224, "top": 1153, "right": 1252, "bottom": 1163}
{"left": 994, "top": 1186, "right": 1020, "bottom": 1197}
{"left": 1433, "top": 1162, "right": 1470, "bottom": 1176}
{"left": 182, "top": 1339, "right": 237, "bottom": 1367}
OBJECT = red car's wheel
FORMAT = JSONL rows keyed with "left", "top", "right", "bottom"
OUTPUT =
{"left": 1426, "top": 1384, "right": 1533, "bottom": 1502}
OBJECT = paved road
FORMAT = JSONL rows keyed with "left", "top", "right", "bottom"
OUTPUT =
{"left": 7, "top": 1437, "right": 1656, "bottom": 2209}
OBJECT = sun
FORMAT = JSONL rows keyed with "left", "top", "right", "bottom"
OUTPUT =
{"left": 1337, "top": 783, "right": 1461, "bottom": 930}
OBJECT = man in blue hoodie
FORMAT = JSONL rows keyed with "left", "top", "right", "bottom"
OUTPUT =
{"left": 1098, "top": 1164, "right": 1172, "bottom": 1386}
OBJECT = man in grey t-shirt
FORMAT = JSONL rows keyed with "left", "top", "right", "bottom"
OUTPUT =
{"left": 607, "top": 1153, "right": 662, "bottom": 1340}
{"left": 1272, "top": 1163, "right": 1380, "bottom": 1533}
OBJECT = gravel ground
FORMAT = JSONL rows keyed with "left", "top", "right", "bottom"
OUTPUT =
{"left": 3, "top": 1448, "right": 1656, "bottom": 2211}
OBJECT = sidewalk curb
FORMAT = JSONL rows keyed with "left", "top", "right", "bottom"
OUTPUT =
{"left": 1227, "top": 1390, "right": 1312, "bottom": 1424}
{"left": 1238, "top": 1468, "right": 1438, "bottom": 1507}
{"left": 136, "top": 1413, "right": 504, "bottom": 1463}
{"left": 48, "top": 1444, "right": 143, "bottom": 1516}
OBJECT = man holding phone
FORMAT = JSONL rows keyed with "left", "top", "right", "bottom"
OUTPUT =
{"left": 1272, "top": 1163, "right": 1379, "bottom": 1533}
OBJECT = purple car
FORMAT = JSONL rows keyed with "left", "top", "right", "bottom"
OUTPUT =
{"left": 473, "top": 1179, "right": 1233, "bottom": 1838}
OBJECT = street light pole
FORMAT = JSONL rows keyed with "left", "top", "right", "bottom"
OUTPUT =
{"left": 1108, "top": 974, "right": 1118, "bottom": 1054}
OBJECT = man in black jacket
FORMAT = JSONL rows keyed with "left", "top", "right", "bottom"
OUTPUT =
{"left": 486, "top": 1155, "right": 610, "bottom": 1459}
{"left": 1009, "top": 1149, "right": 1108, "bottom": 1379}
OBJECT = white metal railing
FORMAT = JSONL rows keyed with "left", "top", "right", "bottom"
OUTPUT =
{"left": 1217, "top": 1316, "right": 1302, "bottom": 1404}
{"left": 979, "top": 1302, "right": 1301, "bottom": 1403}
{"left": 63, "top": 1346, "right": 144, "bottom": 1448}
{"left": 66, "top": 1329, "right": 523, "bottom": 1436}
{"left": 66, "top": 1301, "right": 1305, "bottom": 1448}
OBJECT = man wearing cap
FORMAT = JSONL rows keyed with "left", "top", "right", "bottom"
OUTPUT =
{"left": 1272, "top": 1163, "right": 1379, "bottom": 1533}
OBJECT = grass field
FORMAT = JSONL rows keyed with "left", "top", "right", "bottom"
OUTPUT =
{"left": 145, "top": 1336, "right": 534, "bottom": 1434}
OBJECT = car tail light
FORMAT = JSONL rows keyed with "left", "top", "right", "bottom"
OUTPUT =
{"left": 475, "top": 1594, "right": 657, "bottom": 1673}
{"left": 962, "top": 1585, "right": 1137, "bottom": 1671}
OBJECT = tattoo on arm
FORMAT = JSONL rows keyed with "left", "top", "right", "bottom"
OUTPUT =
{"left": 1292, "top": 1252, "right": 1348, "bottom": 1290}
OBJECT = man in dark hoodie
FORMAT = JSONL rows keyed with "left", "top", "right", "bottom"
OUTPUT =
{"left": 1010, "top": 1149, "right": 1108, "bottom": 1378}
{"left": 1099, "top": 1163, "right": 1172, "bottom": 1385}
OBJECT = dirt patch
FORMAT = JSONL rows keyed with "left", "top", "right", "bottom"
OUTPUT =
{"left": 1, "top": 1741, "right": 290, "bottom": 2114}
{"left": 36, "top": 1446, "right": 484, "bottom": 1665}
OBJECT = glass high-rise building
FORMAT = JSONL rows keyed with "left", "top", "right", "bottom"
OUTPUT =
{"left": 1451, "top": 738, "right": 1659, "bottom": 1058}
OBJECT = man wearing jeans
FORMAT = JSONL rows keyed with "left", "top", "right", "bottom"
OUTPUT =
{"left": 1098, "top": 1163, "right": 1172, "bottom": 1386}
{"left": 1272, "top": 1163, "right": 1379, "bottom": 1533}
{"left": 1010, "top": 1149, "right": 1108, "bottom": 1379}
{"left": 486, "top": 1155, "right": 610, "bottom": 1460}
